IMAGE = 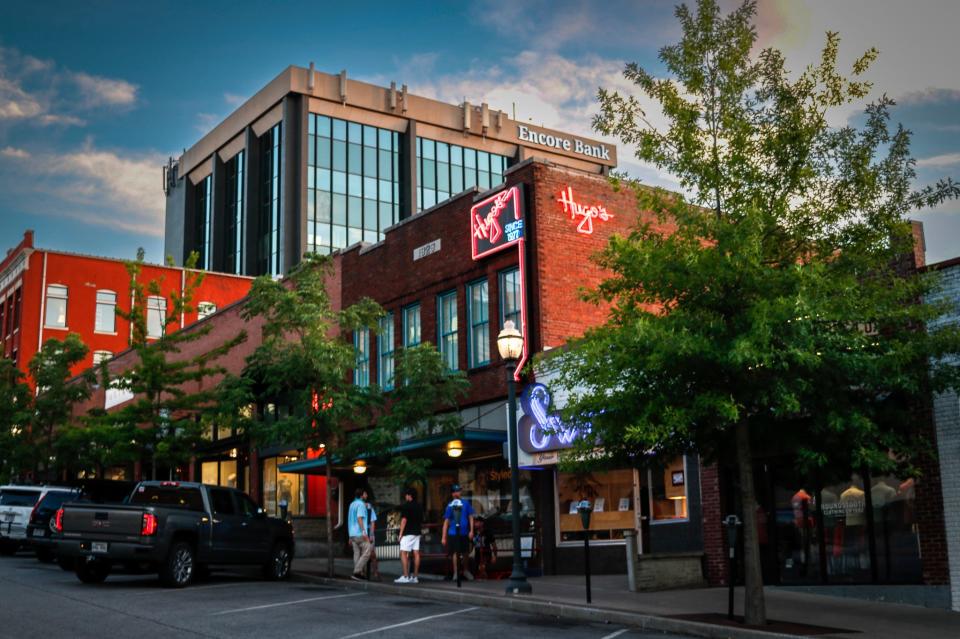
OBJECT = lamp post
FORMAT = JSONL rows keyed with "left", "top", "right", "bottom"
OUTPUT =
{"left": 498, "top": 320, "right": 531, "bottom": 595}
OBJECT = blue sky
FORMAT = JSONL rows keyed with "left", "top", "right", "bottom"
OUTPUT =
{"left": 1, "top": 0, "right": 958, "bottom": 264}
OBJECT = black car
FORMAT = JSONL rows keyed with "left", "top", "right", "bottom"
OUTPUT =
{"left": 26, "top": 489, "right": 80, "bottom": 562}
{"left": 27, "top": 480, "right": 135, "bottom": 565}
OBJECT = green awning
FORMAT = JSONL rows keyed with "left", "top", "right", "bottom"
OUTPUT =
{"left": 278, "top": 429, "right": 506, "bottom": 475}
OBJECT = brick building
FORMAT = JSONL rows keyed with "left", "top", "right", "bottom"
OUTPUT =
{"left": 0, "top": 230, "right": 253, "bottom": 385}
{"left": 926, "top": 256, "right": 960, "bottom": 611}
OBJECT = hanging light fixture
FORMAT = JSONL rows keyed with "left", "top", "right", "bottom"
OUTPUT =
{"left": 497, "top": 320, "right": 524, "bottom": 362}
{"left": 352, "top": 460, "right": 367, "bottom": 474}
{"left": 446, "top": 440, "right": 464, "bottom": 458}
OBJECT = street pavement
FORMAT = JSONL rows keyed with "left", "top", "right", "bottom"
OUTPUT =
{"left": 0, "top": 550, "right": 687, "bottom": 639}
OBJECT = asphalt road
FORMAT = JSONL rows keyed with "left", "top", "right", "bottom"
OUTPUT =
{"left": 0, "top": 551, "right": 687, "bottom": 639}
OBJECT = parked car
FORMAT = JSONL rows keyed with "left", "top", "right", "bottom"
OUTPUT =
{"left": 56, "top": 481, "right": 294, "bottom": 587}
{"left": 25, "top": 488, "right": 80, "bottom": 562}
{"left": 1, "top": 485, "right": 76, "bottom": 555}
{"left": 26, "top": 480, "right": 136, "bottom": 567}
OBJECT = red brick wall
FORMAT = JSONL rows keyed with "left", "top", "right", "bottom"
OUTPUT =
{"left": 915, "top": 405, "right": 950, "bottom": 585}
{"left": 700, "top": 463, "right": 728, "bottom": 585}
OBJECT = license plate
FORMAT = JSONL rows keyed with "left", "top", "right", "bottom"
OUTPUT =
{"left": 3, "top": 513, "right": 13, "bottom": 521}
{"left": 91, "top": 542, "right": 108, "bottom": 554}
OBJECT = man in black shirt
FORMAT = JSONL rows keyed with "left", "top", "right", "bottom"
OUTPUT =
{"left": 395, "top": 487, "right": 423, "bottom": 584}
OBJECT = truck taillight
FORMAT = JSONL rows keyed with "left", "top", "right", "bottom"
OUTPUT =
{"left": 54, "top": 508, "right": 64, "bottom": 533}
{"left": 141, "top": 512, "right": 158, "bottom": 536}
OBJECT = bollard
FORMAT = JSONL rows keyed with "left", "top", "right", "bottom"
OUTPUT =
{"left": 623, "top": 529, "right": 638, "bottom": 592}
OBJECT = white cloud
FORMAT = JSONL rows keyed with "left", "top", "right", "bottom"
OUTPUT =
{"left": 72, "top": 71, "right": 138, "bottom": 108}
{"left": 0, "top": 46, "right": 138, "bottom": 128}
{"left": 0, "top": 76, "right": 43, "bottom": 119}
{"left": 754, "top": 1, "right": 960, "bottom": 111}
{"left": 223, "top": 92, "right": 246, "bottom": 107}
{"left": 916, "top": 153, "right": 960, "bottom": 168}
{"left": 0, "top": 146, "right": 30, "bottom": 158}
{"left": 2, "top": 143, "right": 167, "bottom": 237}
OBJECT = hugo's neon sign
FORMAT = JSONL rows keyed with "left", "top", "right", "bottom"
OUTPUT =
{"left": 471, "top": 185, "right": 524, "bottom": 260}
{"left": 518, "top": 383, "right": 590, "bottom": 453}
{"left": 557, "top": 186, "right": 613, "bottom": 235}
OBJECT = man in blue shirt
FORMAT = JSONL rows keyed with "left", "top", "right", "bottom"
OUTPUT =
{"left": 348, "top": 488, "right": 372, "bottom": 580}
{"left": 441, "top": 483, "right": 475, "bottom": 581}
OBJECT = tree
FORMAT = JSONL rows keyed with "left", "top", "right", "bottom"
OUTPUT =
{"left": 231, "top": 253, "right": 467, "bottom": 577}
{"left": 108, "top": 249, "right": 245, "bottom": 480}
{"left": 553, "top": 0, "right": 960, "bottom": 625}
{"left": 29, "top": 333, "right": 94, "bottom": 480}
{"left": 0, "top": 359, "right": 31, "bottom": 483}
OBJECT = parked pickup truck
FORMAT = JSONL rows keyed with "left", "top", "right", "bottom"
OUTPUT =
{"left": 56, "top": 481, "right": 294, "bottom": 587}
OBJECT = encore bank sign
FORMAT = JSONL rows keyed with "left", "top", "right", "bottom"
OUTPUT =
{"left": 517, "top": 125, "right": 613, "bottom": 162}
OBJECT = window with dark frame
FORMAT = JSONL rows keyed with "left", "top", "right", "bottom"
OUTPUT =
{"left": 467, "top": 279, "right": 490, "bottom": 368}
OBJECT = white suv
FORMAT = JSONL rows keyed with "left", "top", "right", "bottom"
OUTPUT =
{"left": 0, "top": 485, "right": 75, "bottom": 554}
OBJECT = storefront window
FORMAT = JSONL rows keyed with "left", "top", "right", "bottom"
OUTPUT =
{"left": 821, "top": 473, "right": 871, "bottom": 583}
{"left": 870, "top": 474, "right": 921, "bottom": 583}
{"left": 558, "top": 468, "right": 636, "bottom": 542}
{"left": 262, "top": 455, "right": 303, "bottom": 517}
{"left": 201, "top": 460, "right": 237, "bottom": 488}
{"left": 650, "top": 457, "right": 688, "bottom": 521}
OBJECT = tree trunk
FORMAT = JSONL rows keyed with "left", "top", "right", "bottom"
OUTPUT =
{"left": 325, "top": 448, "right": 335, "bottom": 578}
{"left": 735, "top": 419, "right": 767, "bottom": 626}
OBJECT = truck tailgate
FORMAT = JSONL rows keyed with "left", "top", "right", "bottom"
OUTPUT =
{"left": 61, "top": 504, "right": 145, "bottom": 539}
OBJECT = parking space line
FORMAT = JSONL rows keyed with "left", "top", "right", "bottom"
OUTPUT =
{"left": 211, "top": 591, "right": 366, "bottom": 615}
{"left": 133, "top": 581, "right": 256, "bottom": 595}
{"left": 336, "top": 607, "right": 479, "bottom": 639}
{"left": 600, "top": 629, "right": 630, "bottom": 639}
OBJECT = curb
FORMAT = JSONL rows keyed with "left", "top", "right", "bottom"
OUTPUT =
{"left": 291, "top": 571, "right": 802, "bottom": 639}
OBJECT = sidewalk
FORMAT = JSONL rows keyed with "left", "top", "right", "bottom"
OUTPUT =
{"left": 292, "top": 557, "right": 960, "bottom": 639}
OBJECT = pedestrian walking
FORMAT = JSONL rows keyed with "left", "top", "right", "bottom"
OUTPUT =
{"left": 441, "top": 483, "right": 475, "bottom": 581}
{"left": 366, "top": 494, "right": 382, "bottom": 581}
{"left": 348, "top": 487, "right": 372, "bottom": 580}
{"left": 395, "top": 487, "right": 423, "bottom": 584}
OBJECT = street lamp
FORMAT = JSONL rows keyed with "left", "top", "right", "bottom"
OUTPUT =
{"left": 498, "top": 320, "right": 531, "bottom": 595}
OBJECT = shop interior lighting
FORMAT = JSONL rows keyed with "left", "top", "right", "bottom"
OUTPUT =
{"left": 446, "top": 440, "right": 464, "bottom": 458}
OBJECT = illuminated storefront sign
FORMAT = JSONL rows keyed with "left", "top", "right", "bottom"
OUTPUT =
{"left": 471, "top": 185, "right": 524, "bottom": 259}
{"left": 557, "top": 186, "right": 613, "bottom": 235}
{"left": 518, "top": 383, "right": 590, "bottom": 454}
{"left": 517, "top": 125, "right": 611, "bottom": 161}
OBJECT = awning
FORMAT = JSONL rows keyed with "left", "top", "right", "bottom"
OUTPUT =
{"left": 278, "top": 429, "right": 507, "bottom": 475}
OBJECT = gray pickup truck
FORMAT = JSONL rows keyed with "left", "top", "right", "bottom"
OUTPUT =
{"left": 56, "top": 481, "right": 294, "bottom": 587}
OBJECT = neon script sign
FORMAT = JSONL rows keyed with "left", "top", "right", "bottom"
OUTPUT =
{"left": 471, "top": 186, "right": 524, "bottom": 260}
{"left": 557, "top": 186, "right": 613, "bottom": 235}
{"left": 518, "top": 383, "right": 590, "bottom": 454}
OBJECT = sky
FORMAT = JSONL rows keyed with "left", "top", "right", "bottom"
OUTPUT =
{"left": 1, "top": 0, "right": 958, "bottom": 265}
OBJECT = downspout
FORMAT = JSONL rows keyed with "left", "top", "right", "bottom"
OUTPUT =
{"left": 37, "top": 251, "right": 48, "bottom": 352}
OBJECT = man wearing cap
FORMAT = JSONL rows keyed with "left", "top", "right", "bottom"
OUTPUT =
{"left": 441, "top": 483, "right": 475, "bottom": 581}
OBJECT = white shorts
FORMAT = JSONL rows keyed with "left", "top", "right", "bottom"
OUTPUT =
{"left": 399, "top": 535, "right": 421, "bottom": 552}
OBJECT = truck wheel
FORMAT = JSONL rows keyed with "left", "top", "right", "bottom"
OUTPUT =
{"left": 75, "top": 559, "right": 110, "bottom": 584}
{"left": 35, "top": 548, "right": 55, "bottom": 563}
{"left": 262, "top": 542, "right": 292, "bottom": 581}
{"left": 160, "top": 541, "right": 195, "bottom": 588}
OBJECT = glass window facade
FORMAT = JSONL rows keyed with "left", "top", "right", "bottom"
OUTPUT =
{"left": 416, "top": 137, "right": 509, "bottom": 211}
{"left": 195, "top": 175, "right": 212, "bottom": 270}
{"left": 262, "top": 455, "right": 303, "bottom": 517}
{"left": 558, "top": 468, "right": 637, "bottom": 542}
{"left": 467, "top": 279, "right": 490, "bottom": 368}
{"left": 499, "top": 268, "right": 521, "bottom": 330}
{"left": 259, "top": 124, "right": 283, "bottom": 276}
{"left": 403, "top": 304, "right": 420, "bottom": 348}
{"left": 378, "top": 313, "right": 394, "bottom": 390}
{"left": 146, "top": 295, "right": 166, "bottom": 339}
{"left": 225, "top": 150, "right": 245, "bottom": 274}
{"left": 307, "top": 114, "right": 400, "bottom": 254}
{"left": 95, "top": 290, "right": 116, "bottom": 333}
{"left": 354, "top": 327, "right": 370, "bottom": 387}
{"left": 437, "top": 290, "right": 458, "bottom": 371}
{"left": 649, "top": 457, "right": 688, "bottom": 521}
{"left": 45, "top": 284, "right": 67, "bottom": 328}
